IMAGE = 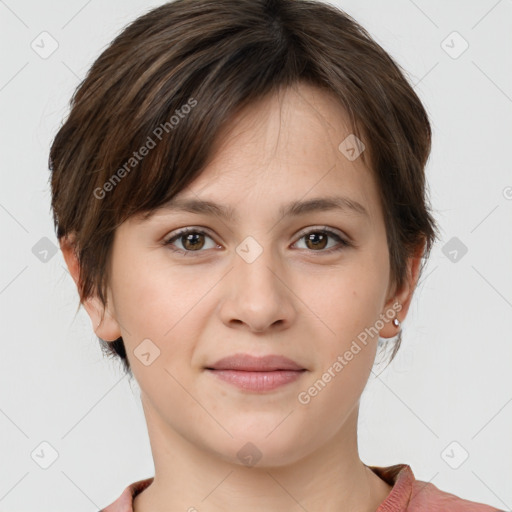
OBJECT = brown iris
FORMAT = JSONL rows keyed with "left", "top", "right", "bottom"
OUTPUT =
{"left": 181, "top": 232, "right": 206, "bottom": 251}
{"left": 304, "top": 232, "right": 328, "bottom": 251}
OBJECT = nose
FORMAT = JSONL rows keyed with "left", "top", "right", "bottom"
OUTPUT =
{"left": 218, "top": 242, "right": 297, "bottom": 334}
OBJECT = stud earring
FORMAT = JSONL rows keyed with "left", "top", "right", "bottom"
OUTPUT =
{"left": 392, "top": 317, "right": 401, "bottom": 328}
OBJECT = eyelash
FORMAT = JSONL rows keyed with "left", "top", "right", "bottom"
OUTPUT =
{"left": 163, "top": 226, "right": 352, "bottom": 257}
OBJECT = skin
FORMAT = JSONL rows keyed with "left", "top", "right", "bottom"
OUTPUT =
{"left": 62, "top": 81, "right": 424, "bottom": 511}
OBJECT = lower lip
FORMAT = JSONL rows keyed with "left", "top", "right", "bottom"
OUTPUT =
{"left": 206, "top": 369, "right": 305, "bottom": 391}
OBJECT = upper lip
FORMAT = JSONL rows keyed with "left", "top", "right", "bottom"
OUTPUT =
{"left": 206, "top": 354, "right": 305, "bottom": 371}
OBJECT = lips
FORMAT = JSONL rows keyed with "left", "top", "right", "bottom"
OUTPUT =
{"left": 206, "top": 353, "right": 305, "bottom": 372}
{"left": 205, "top": 354, "right": 307, "bottom": 392}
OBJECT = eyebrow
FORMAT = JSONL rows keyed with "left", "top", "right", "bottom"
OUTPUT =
{"left": 156, "top": 195, "right": 369, "bottom": 221}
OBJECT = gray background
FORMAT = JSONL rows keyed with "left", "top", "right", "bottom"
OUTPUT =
{"left": 0, "top": 0, "right": 511, "bottom": 510}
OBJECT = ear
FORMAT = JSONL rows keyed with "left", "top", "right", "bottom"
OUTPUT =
{"left": 60, "top": 235, "right": 122, "bottom": 342}
{"left": 379, "top": 240, "right": 425, "bottom": 339}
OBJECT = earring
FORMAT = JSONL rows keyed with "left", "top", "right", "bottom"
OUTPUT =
{"left": 392, "top": 317, "right": 401, "bottom": 329}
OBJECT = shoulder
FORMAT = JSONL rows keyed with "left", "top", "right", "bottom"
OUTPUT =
{"left": 409, "top": 478, "right": 503, "bottom": 512}
{"left": 370, "top": 464, "right": 502, "bottom": 512}
{"left": 99, "top": 477, "right": 154, "bottom": 512}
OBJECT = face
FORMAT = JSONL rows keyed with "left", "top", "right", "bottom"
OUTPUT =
{"left": 71, "top": 82, "right": 416, "bottom": 468}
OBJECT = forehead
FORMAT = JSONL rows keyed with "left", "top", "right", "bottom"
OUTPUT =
{"left": 131, "top": 81, "right": 383, "bottom": 229}
{"left": 209, "top": 81, "right": 361, "bottom": 168}
{"left": 166, "top": 82, "right": 380, "bottom": 222}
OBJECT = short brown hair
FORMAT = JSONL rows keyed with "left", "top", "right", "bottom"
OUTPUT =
{"left": 49, "top": 0, "right": 439, "bottom": 377}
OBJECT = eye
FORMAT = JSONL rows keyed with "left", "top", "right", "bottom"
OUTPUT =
{"left": 163, "top": 226, "right": 352, "bottom": 257}
{"left": 163, "top": 228, "right": 218, "bottom": 256}
{"left": 293, "top": 227, "right": 352, "bottom": 254}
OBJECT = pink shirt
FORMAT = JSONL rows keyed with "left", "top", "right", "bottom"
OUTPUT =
{"left": 99, "top": 463, "right": 502, "bottom": 511}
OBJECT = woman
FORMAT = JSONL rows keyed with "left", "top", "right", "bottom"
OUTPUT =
{"left": 49, "top": 0, "right": 501, "bottom": 510}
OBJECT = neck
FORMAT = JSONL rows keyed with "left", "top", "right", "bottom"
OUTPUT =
{"left": 133, "top": 398, "right": 392, "bottom": 512}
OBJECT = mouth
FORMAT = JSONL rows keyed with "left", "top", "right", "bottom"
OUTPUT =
{"left": 204, "top": 353, "right": 307, "bottom": 392}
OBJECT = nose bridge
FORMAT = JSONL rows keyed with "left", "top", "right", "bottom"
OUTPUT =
{"left": 212, "top": 189, "right": 307, "bottom": 332}
{"left": 234, "top": 233, "right": 280, "bottom": 292}
{"left": 221, "top": 231, "right": 294, "bottom": 330}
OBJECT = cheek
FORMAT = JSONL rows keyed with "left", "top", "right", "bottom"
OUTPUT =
{"left": 109, "top": 254, "right": 220, "bottom": 368}
{"left": 303, "top": 263, "right": 387, "bottom": 348}
{"left": 110, "top": 249, "right": 201, "bottom": 329}
{"left": 295, "top": 269, "right": 382, "bottom": 426}
{"left": 300, "top": 252, "right": 389, "bottom": 395}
